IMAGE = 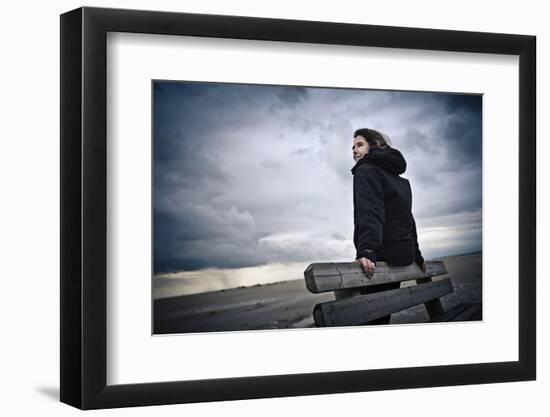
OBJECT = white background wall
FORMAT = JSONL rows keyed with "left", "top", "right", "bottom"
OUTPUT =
{"left": 0, "top": 0, "right": 546, "bottom": 415}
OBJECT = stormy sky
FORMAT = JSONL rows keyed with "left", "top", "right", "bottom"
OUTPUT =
{"left": 153, "top": 81, "right": 482, "bottom": 276}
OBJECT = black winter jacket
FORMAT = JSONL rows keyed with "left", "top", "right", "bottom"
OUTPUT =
{"left": 352, "top": 147, "right": 424, "bottom": 266}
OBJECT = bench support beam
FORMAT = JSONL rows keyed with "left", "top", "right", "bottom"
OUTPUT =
{"left": 416, "top": 277, "right": 446, "bottom": 320}
{"left": 313, "top": 278, "right": 453, "bottom": 327}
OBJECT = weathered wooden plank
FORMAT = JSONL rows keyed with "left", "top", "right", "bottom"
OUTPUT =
{"left": 313, "top": 278, "right": 453, "bottom": 327}
{"left": 362, "top": 282, "right": 401, "bottom": 324}
{"left": 304, "top": 260, "right": 447, "bottom": 293}
{"left": 431, "top": 303, "right": 482, "bottom": 322}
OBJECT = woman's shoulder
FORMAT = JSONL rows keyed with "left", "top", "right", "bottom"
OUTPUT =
{"left": 353, "top": 161, "right": 385, "bottom": 179}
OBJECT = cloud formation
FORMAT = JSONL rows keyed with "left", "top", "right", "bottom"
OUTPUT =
{"left": 154, "top": 81, "right": 482, "bottom": 273}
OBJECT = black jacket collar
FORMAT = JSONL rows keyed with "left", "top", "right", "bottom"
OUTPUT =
{"left": 351, "top": 147, "right": 407, "bottom": 176}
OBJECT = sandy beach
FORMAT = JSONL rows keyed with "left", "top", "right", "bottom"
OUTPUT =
{"left": 154, "top": 252, "right": 482, "bottom": 334}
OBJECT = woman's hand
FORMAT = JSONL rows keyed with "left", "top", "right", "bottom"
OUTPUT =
{"left": 418, "top": 261, "right": 426, "bottom": 273}
{"left": 357, "top": 257, "right": 376, "bottom": 278}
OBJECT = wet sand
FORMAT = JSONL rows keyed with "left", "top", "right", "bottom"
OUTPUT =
{"left": 154, "top": 253, "right": 482, "bottom": 334}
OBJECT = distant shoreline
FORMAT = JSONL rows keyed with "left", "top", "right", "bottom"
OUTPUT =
{"left": 433, "top": 250, "right": 482, "bottom": 260}
{"left": 154, "top": 251, "right": 482, "bottom": 301}
{"left": 154, "top": 250, "right": 483, "bottom": 277}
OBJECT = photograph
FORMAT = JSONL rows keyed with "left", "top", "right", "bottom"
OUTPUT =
{"left": 55, "top": 3, "right": 537, "bottom": 411}
{"left": 152, "top": 81, "right": 483, "bottom": 334}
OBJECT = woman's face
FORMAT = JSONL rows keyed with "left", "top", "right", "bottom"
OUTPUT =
{"left": 352, "top": 135, "right": 370, "bottom": 162}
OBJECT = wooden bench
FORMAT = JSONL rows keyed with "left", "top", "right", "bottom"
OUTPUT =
{"left": 303, "top": 261, "right": 481, "bottom": 326}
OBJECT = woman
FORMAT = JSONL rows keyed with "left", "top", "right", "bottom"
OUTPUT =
{"left": 351, "top": 128, "right": 426, "bottom": 278}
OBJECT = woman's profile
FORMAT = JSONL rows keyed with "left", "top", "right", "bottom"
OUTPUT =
{"left": 351, "top": 128, "right": 426, "bottom": 278}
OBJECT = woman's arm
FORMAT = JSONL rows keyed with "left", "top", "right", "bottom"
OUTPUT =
{"left": 410, "top": 213, "right": 426, "bottom": 272}
{"left": 354, "top": 166, "right": 385, "bottom": 264}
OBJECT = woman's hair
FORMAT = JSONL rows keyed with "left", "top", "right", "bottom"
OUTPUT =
{"left": 354, "top": 128, "right": 392, "bottom": 149}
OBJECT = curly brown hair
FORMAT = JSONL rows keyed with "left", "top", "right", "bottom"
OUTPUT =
{"left": 353, "top": 128, "right": 391, "bottom": 149}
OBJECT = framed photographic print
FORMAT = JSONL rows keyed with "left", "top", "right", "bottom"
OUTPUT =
{"left": 60, "top": 6, "right": 536, "bottom": 409}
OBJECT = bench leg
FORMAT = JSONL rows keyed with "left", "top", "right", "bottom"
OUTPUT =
{"left": 416, "top": 277, "right": 446, "bottom": 320}
{"left": 361, "top": 282, "right": 401, "bottom": 325}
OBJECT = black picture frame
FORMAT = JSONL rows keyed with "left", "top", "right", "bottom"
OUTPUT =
{"left": 60, "top": 6, "right": 536, "bottom": 410}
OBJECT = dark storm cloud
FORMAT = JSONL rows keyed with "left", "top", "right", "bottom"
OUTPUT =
{"left": 153, "top": 82, "right": 482, "bottom": 273}
{"left": 275, "top": 86, "right": 308, "bottom": 108}
{"left": 439, "top": 94, "right": 483, "bottom": 171}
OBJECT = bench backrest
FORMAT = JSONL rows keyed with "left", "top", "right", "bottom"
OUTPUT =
{"left": 304, "top": 261, "right": 451, "bottom": 326}
{"left": 304, "top": 260, "right": 447, "bottom": 293}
